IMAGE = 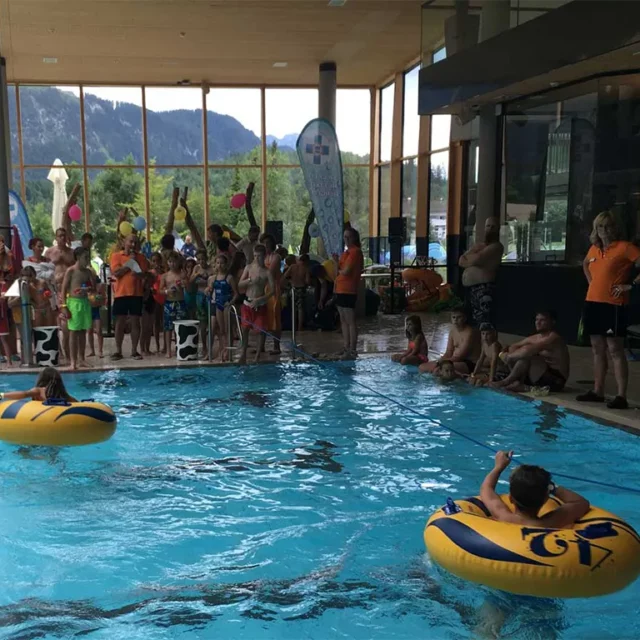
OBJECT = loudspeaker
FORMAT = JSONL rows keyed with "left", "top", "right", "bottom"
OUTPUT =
{"left": 388, "top": 217, "right": 406, "bottom": 243}
{"left": 265, "top": 220, "right": 283, "bottom": 246}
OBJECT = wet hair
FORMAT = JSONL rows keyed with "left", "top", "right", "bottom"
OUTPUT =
{"left": 438, "top": 359, "right": 454, "bottom": 370}
{"left": 536, "top": 309, "right": 557, "bottom": 323}
{"left": 276, "top": 246, "right": 288, "bottom": 260}
{"left": 479, "top": 323, "right": 495, "bottom": 332}
{"left": 284, "top": 255, "right": 296, "bottom": 267}
{"left": 405, "top": 314, "right": 423, "bottom": 338}
{"left": 21, "top": 265, "right": 36, "bottom": 278}
{"left": 254, "top": 243, "right": 267, "bottom": 256}
{"left": 35, "top": 367, "right": 72, "bottom": 401}
{"left": 298, "top": 253, "right": 310, "bottom": 264}
{"left": 161, "top": 234, "right": 175, "bottom": 251}
{"left": 81, "top": 232, "right": 93, "bottom": 243}
{"left": 150, "top": 251, "right": 162, "bottom": 263}
{"left": 509, "top": 465, "right": 552, "bottom": 516}
{"left": 209, "top": 224, "right": 223, "bottom": 237}
{"left": 345, "top": 227, "right": 361, "bottom": 248}
{"left": 184, "top": 258, "right": 195, "bottom": 273}
{"left": 28, "top": 237, "right": 43, "bottom": 250}
{"left": 216, "top": 253, "right": 230, "bottom": 275}
{"left": 55, "top": 227, "right": 66, "bottom": 236}
{"left": 74, "top": 247, "right": 89, "bottom": 261}
{"left": 216, "top": 237, "right": 230, "bottom": 252}
{"left": 167, "top": 250, "right": 182, "bottom": 265}
{"left": 450, "top": 307, "right": 467, "bottom": 320}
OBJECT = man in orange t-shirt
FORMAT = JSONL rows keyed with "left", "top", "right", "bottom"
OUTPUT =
{"left": 578, "top": 212, "right": 640, "bottom": 410}
{"left": 333, "top": 227, "right": 364, "bottom": 360}
{"left": 109, "top": 233, "right": 149, "bottom": 361}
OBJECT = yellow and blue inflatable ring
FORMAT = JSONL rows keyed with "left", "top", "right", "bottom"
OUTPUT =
{"left": 0, "top": 399, "right": 117, "bottom": 447}
{"left": 425, "top": 495, "right": 640, "bottom": 598}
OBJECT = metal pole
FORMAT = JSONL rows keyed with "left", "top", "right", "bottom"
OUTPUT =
{"left": 290, "top": 286, "right": 296, "bottom": 358}
{"left": 208, "top": 297, "right": 213, "bottom": 361}
{"left": 0, "top": 59, "right": 11, "bottom": 247}
{"left": 102, "top": 264, "right": 113, "bottom": 337}
{"left": 19, "top": 279, "right": 33, "bottom": 367}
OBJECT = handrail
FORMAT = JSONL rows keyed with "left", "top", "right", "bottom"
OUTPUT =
{"left": 290, "top": 286, "right": 298, "bottom": 359}
{"left": 226, "top": 303, "right": 242, "bottom": 363}
{"left": 19, "top": 278, "right": 34, "bottom": 367}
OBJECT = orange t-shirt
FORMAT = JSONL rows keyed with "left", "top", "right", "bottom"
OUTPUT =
{"left": 335, "top": 247, "right": 364, "bottom": 295}
{"left": 110, "top": 251, "right": 149, "bottom": 298}
{"left": 586, "top": 241, "right": 640, "bottom": 305}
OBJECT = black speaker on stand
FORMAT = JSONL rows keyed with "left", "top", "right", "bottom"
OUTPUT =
{"left": 386, "top": 217, "right": 407, "bottom": 314}
{"left": 265, "top": 220, "right": 284, "bottom": 246}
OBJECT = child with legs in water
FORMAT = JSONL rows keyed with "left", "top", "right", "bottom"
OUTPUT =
{"left": 392, "top": 315, "right": 429, "bottom": 366}
{"left": 435, "top": 359, "right": 464, "bottom": 382}
{"left": 469, "top": 323, "right": 509, "bottom": 387}
{"left": 191, "top": 249, "right": 212, "bottom": 357}
{"left": 205, "top": 254, "right": 238, "bottom": 362}
{"left": 61, "top": 247, "right": 95, "bottom": 370}
{"left": 159, "top": 251, "right": 187, "bottom": 359}
{"left": 1, "top": 366, "right": 77, "bottom": 402}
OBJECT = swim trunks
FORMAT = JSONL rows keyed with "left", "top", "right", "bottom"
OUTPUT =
{"left": 67, "top": 297, "right": 92, "bottom": 332}
{"left": 195, "top": 291, "right": 208, "bottom": 322}
{"left": 529, "top": 366, "right": 566, "bottom": 392}
{"left": 163, "top": 300, "right": 188, "bottom": 332}
{"left": 294, "top": 287, "right": 306, "bottom": 312}
{"left": 241, "top": 301, "right": 267, "bottom": 333}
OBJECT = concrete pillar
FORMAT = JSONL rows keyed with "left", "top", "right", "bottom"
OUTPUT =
{"left": 318, "top": 61, "right": 337, "bottom": 126}
{"left": 0, "top": 59, "right": 10, "bottom": 246}
{"left": 479, "top": 0, "right": 510, "bottom": 42}
{"left": 475, "top": 0, "right": 510, "bottom": 239}
{"left": 0, "top": 60, "right": 10, "bottom": 191}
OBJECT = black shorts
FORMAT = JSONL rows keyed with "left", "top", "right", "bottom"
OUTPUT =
{"left": 528, "top": 367, "right": 566, "bottom": 392}
{"left": 335, "top": 293, "right": 357, "bottom": 309}
{"left": 143, "top": 295, "right": 155, "bottom": 315}
{"left": 113, "top": 296, "right": 143, "bottom": 317}
{"left": 583, "top": 301, "right": 628, "bottom": 338}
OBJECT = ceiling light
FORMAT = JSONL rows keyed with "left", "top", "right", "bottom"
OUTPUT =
{"left": 179, "top": 32, "right": 186, "bottom": 38}
{"left": 633, "top": 50, "right": 640, "bottom": 56}
{"left": 328, "top": 0, "right": 347, "bottom": 5}
{"left": 273, "top": 62, "right": 288, "bottom": 68}
{"left": 42, "top": 57, "right": 58, "bottom": 64}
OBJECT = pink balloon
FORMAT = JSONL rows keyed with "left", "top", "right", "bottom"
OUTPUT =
{"left": 230, "top": 193, "right": 246, "bottom": 209}
{"left": 68, "top": 204, "right": 83, "bottom": 221}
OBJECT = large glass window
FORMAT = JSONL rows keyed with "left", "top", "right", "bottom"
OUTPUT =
{"left": 20, "top": 86, "right": 82, "bottom": 166}
{"left": 379, "top": 165, "right": 392, "bottom": 238}
{"left": 337, "top": 89, "right": 371, "bottom": 163}
{"left": 209, "top": 167, "right": 262, "bottom": 238}
{"left": 429, "top": 152, "right": 449, "bottom": 265}
{"left": 145, "top": 88, "right": 203, "bottom": 165}
{"left": 379, "top": 83, "right": 395, "bottom": 163}
{"left": 401, "top": 160, "right": 418, "bottom": 247}
{"left": 403, "top": 66, "right": 420, "bottom": 157}
{"left": 344, "top": 166, "right": 370, "bottom": 240}
{"left": 83, "top": 87, "right": 144, "bottom": 165}
{"left": 265, "top": 89, "right": 318, "bottom": 165}
{"left": 207, "top": 88, "right": 261, "bottom": 165}
{"left": 505, "top": 90, "right": 597, "bottom": 263}
{"left": 267, "top": 168, "right": 312, "bottom": 251}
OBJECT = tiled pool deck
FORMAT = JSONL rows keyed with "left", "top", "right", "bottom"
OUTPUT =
{"left": 3, "top": 312, "right": 639, "bottom": 432}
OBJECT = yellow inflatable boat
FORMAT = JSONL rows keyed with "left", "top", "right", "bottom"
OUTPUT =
{"left": 425, "top": 495, "right": 640, "bottom": 598}
{"left": 0, "top": 398, "right": 117, "bottom": 447}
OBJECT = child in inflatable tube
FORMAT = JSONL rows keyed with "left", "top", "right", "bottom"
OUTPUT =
{"left": 0, "top": 367, "right": 77, "bottom": 403}
{"left": 480, "top": 451, "right": 590, "bottom": 528}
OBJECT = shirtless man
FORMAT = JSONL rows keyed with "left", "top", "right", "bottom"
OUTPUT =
{"left": 459, "top": 216, "right": 503, "bottom": 326}
{"left": 159, "top": 252, "right": 187, "bottom": 359}
{"left": 44, "top": 227, "right": 75, "bottom": 361}
{"left": 419, "top": 308, "right": 481, "bottom": 375}
{"left": 284, "top": 253, "right": 310, "bottom": 332}
{"left": 492, "top": 310, "right": 570, "bottom": 392}
{"left": 238, "top": 244, "right": 275, "bottom": 365}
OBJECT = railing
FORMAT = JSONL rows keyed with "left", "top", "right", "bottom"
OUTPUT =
{"left": 19, "top": 278, "right": 33, "bottom": 367}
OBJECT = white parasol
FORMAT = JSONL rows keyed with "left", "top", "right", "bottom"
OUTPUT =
{"left": 47, "top": 159, "right": 69, "bottom": 233}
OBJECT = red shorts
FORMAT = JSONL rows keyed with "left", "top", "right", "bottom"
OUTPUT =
{"left": 0, "top": 301, "right": 9, "bottom": 336}
{"left": 241, "top": 302, "right": 268, "bottom": 333}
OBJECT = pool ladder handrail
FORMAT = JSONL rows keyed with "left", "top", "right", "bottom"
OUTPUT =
{"left": 207, "top": 297, "right": 243, "bottom": 363}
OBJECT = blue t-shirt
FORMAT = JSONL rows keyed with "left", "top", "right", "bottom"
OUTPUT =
{"left": 181, "top": 243, "right": 197, "bottom": 259}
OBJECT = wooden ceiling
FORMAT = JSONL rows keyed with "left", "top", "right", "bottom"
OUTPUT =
{"left": 0, "top": 0, "right": 450, "bottom": 87}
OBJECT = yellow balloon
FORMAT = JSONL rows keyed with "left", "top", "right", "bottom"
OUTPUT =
{"left": 174, "top": 205, "right": 187, "bottom": 222}
{"left": 222, "top": 230, "right": 230, "bottom": 239}
{"left": 344, "top": 209, "right": 350, "bottom": 223}
{"left": 322, "top": 259, "right": 337, "bottom": 282}
{"left": 119, "top": 221, "right": 133, "bottom": 236}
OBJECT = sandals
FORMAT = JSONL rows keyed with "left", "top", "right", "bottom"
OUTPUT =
{"left": 607, "top": 396, "right": 629, "bottom": 410}
{"left": 575, "top": 390, "right": 604, "bottom": 403}
{"left": 132, "top": 352, "right": 143, "bottom": 361}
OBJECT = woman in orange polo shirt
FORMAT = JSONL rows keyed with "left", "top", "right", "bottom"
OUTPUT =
{"left": 578, "top": 211, "right": 640, "bottom": 409}
{"left": 333, "top": 227, "right": 364, "bottom": 360}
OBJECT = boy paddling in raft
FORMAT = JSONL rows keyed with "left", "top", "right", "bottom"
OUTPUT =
{"left": 480, "top": 451, "right": 590, "bottom": 528}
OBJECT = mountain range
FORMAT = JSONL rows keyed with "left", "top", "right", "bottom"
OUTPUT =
{"left": 9, "top": 86, "right": 304, "bottom": 167}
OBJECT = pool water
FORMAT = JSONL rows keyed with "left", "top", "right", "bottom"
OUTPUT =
{"left": 0, "top": 359, "right": 638, "bottom": 639}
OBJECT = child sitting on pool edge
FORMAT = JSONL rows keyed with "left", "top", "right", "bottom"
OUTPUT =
{"left": 392, "top": 315, "right": 428, "bottom": 366}
{"left": 1, "top": 367, "right": 77, "bottom": 402}
{"left": 480, "top": 450, "right": 590, "bottom": 527}
{"left": 468, "top": 323, "right": 509, "bottom": 387}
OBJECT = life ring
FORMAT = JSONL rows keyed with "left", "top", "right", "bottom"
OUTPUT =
{"left": 0, "top": 398, "right": 117, "bottom": 447}
{"left": 424, "top": 495, "right": 640, "bottom": 598}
